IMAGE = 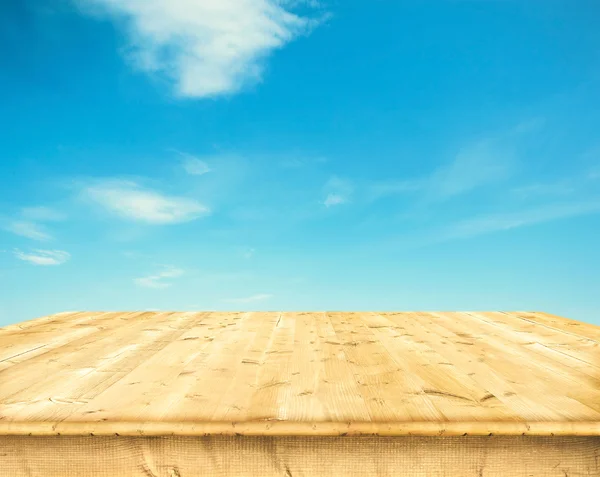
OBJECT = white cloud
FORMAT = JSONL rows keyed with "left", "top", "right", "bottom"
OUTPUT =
{"left": 78, "top": 0, "right": 320, "bottom": 98}
{"left": 280, "top": 156, "right": 328, "bottom": 168}
{"left": 173, "top": 150, "right": 212, "bottom": 175}
{"left": 6, "top": 221, "right": 52, "bottom": 241}
{"left": 223, "top": 293, "right": 273, "bottom": 303}
{"left": 365, "top": 179, "right": 422, "bottom": 201}
{"left": 280, "top": 158, "right": 306, "bottom": 168}
{"left": 513, "top": 117, "right": 546, "bottom": 134}
{"left": 21, "top": 206, "right": 66, "bottom": 222}
{"left": 182, "top": 158, "right": 212, "bottom": 176}
{"left": 322, "top": 176, "right": 352, "bottom": 207}
{"left": 323, "top": 139, "right": 513, "bottom": 208}
{"left": 14, "top": 249, "right": 70, "bottom": 266}
{"left": 82, "top": 180, "right": 210, "bottom": 224}
{"left": 241, "top": 247, "right": 256, "bottom": 259}
{"left": 441, "top": 200, "right": 600, "bottom": 240}
{"left": 362, "top": 136, "right": 515, "bottom": 205}
{"left": 427, "top": 138, "right": 512, "bottom": 199}
{"left": 511, "top": 182, "right": 575, "bottom": 198}
{"left": 323, "top": 193, "right": 345, "bottom": 207}
{"left": 134, "top": 266, "right": 184, "bottom": 289}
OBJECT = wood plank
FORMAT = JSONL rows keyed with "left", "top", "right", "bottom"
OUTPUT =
{"left": 509, "top": 311, "right": 600, "bottom": 342}
{"left": 490, "top": 311, "right": 600, "bottom": 368}
{"left": 368, "top": 312, "right": 524, "bottom": 422}
{"left": 424, "top": 312, "right": 600, "bottom": 420}
{"left": 328, "top": 312, "right": 444, "bottom": 422}
{"left": 432, "top": 312, "right": 600, "bottom": 412}
{"left": 0, "top": 312, "right": 107, "bottom": 364}
{"left": 283, "top": 312, "right": 330, "bottom": 422}
{"left": 0, "top": 312, "right": 168, "bottom": 401}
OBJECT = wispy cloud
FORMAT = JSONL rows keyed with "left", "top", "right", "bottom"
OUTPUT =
{"left": 362, "top": 124, "right": 533, "bottom": 205}
{"left": 426, "top": 138, "right": 513, "bottom": 200}
{"left": 134, "top": 266, "right": 184, "bottom": 289}
{"left": 280, "top": 156, "right": 328, "bottom": 168}
{"left": 323, "top": 193, "right": 345, "bottom": 207}
{"left": 5, "top": 221, "right": 52, "bottom": 241}
{"left": 197, "top": 270, "right": 256, "bottom": 282}
{"left": 174, "top": 150, "right": 212, "bottom": 176}
{"left": 364, "top": 179, "right": 423, "bottom": 202}
{"left": 122, "top": 250, "right": 154, "bottom": 260}
{"left": 223, "top": 293, "right": 273, "bottom": 303}
{"left": 513, "top": 117, "right": 546, "bottom": 135}
{"left": 82, "top": 179, "right": 210, "bottom": 224}
{"left": 182, "top": 158, "right": 212, "bottom": 176}
{"left": 78, "top": 0, "right": 322, "bottom": 98}
{"left": 324, "top": 137, "right": 512, "bottom": 208}
{"left": 14, "top": 249, "right": 71, "bottom": 266}
{"left": 21, "top": 206, "right": 66, "bottom": 222}
{"left": 4, "top": 206, "right": 66, "bottom": 241}
{"left": 440, "top": 200, "right": 600, "bottom": 241}
{"left": 511, "top": 182, "right": 576, "bottom": 198}
{"left": 322, "top": 176, "right": 352, "bottom": 207}
{"left": 240, "top": 247, "right": 256, "bottom": 259}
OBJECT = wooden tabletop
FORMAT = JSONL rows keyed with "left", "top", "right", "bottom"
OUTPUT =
{"left": 1, "top": 311, "right": 599, "bottom": 436}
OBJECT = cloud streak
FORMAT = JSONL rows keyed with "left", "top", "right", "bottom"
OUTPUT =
{"left": 223, "top": 293, "right": 273, "bottom": 303}
{"left": 21, "top": 206, "right": 66, "bottom": 222}
{"left": 14, "top": 249, "right": 71, "bottom": 266}
{"left": 79, "top": 0, "right": 320, "bottom": 98}
{"left": 425, "top": 138, "right": 513, "bottom": 200}
{"left": 327, "top": 138, "right": 511, "bottom": 208}
{"left": 6, "top": 221, "right": 52, "bottom": 241}
{"left": 364, "top": 179, "right": 423, "bottom": 202}
{"left": 511, "top": 182, "right": 576, "bottom": 199}
{"left": 360, "top": 125, "right": 532, "bottom": 205}
{"left": 182, "top": 158, "right": 212, "bottom": 176}
{"left": 174, "top": 150, "right": 212, "bottom": 176}
{"left": 440, "top": 200, "right": 600, "bottom": 241}
{"left": 134, "top": 266, "right": 184, "bottom": 289}
{"left": 82, "top": 179, "right": 210, "bottom": 224}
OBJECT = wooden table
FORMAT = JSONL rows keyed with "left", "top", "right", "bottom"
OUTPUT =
{"left": 1, "top": 311, "right": 599, "bottom": 476}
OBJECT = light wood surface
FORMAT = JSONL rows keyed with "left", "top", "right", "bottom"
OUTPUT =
{"left": 1, "top": 311, "right": 599, "bottom": 436}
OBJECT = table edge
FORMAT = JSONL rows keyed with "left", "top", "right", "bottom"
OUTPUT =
{"left": 1, "top": 421, "right": 600, "bottom": 436}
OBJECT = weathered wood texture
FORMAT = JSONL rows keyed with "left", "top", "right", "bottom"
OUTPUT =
{"left": 1, "top": 435, "right": 599, "bottom": 476}
{"left": 0, "top": 311, "right": 599, "bottom": 436}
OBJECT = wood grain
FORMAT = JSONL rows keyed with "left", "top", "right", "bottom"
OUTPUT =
{"left": 2, "top": 435, "right": 599, "bottom": 477}
{"left": 0, "top": 311, "right": 599, "bottom": 436}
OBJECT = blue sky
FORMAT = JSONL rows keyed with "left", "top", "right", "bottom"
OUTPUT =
{"left": 1, "top": 0, "right": 600, "bottom": 327}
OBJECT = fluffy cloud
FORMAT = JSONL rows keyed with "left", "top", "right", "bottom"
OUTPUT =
{"left": 78, "top": 0, "right": 320, "bottom": 98}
